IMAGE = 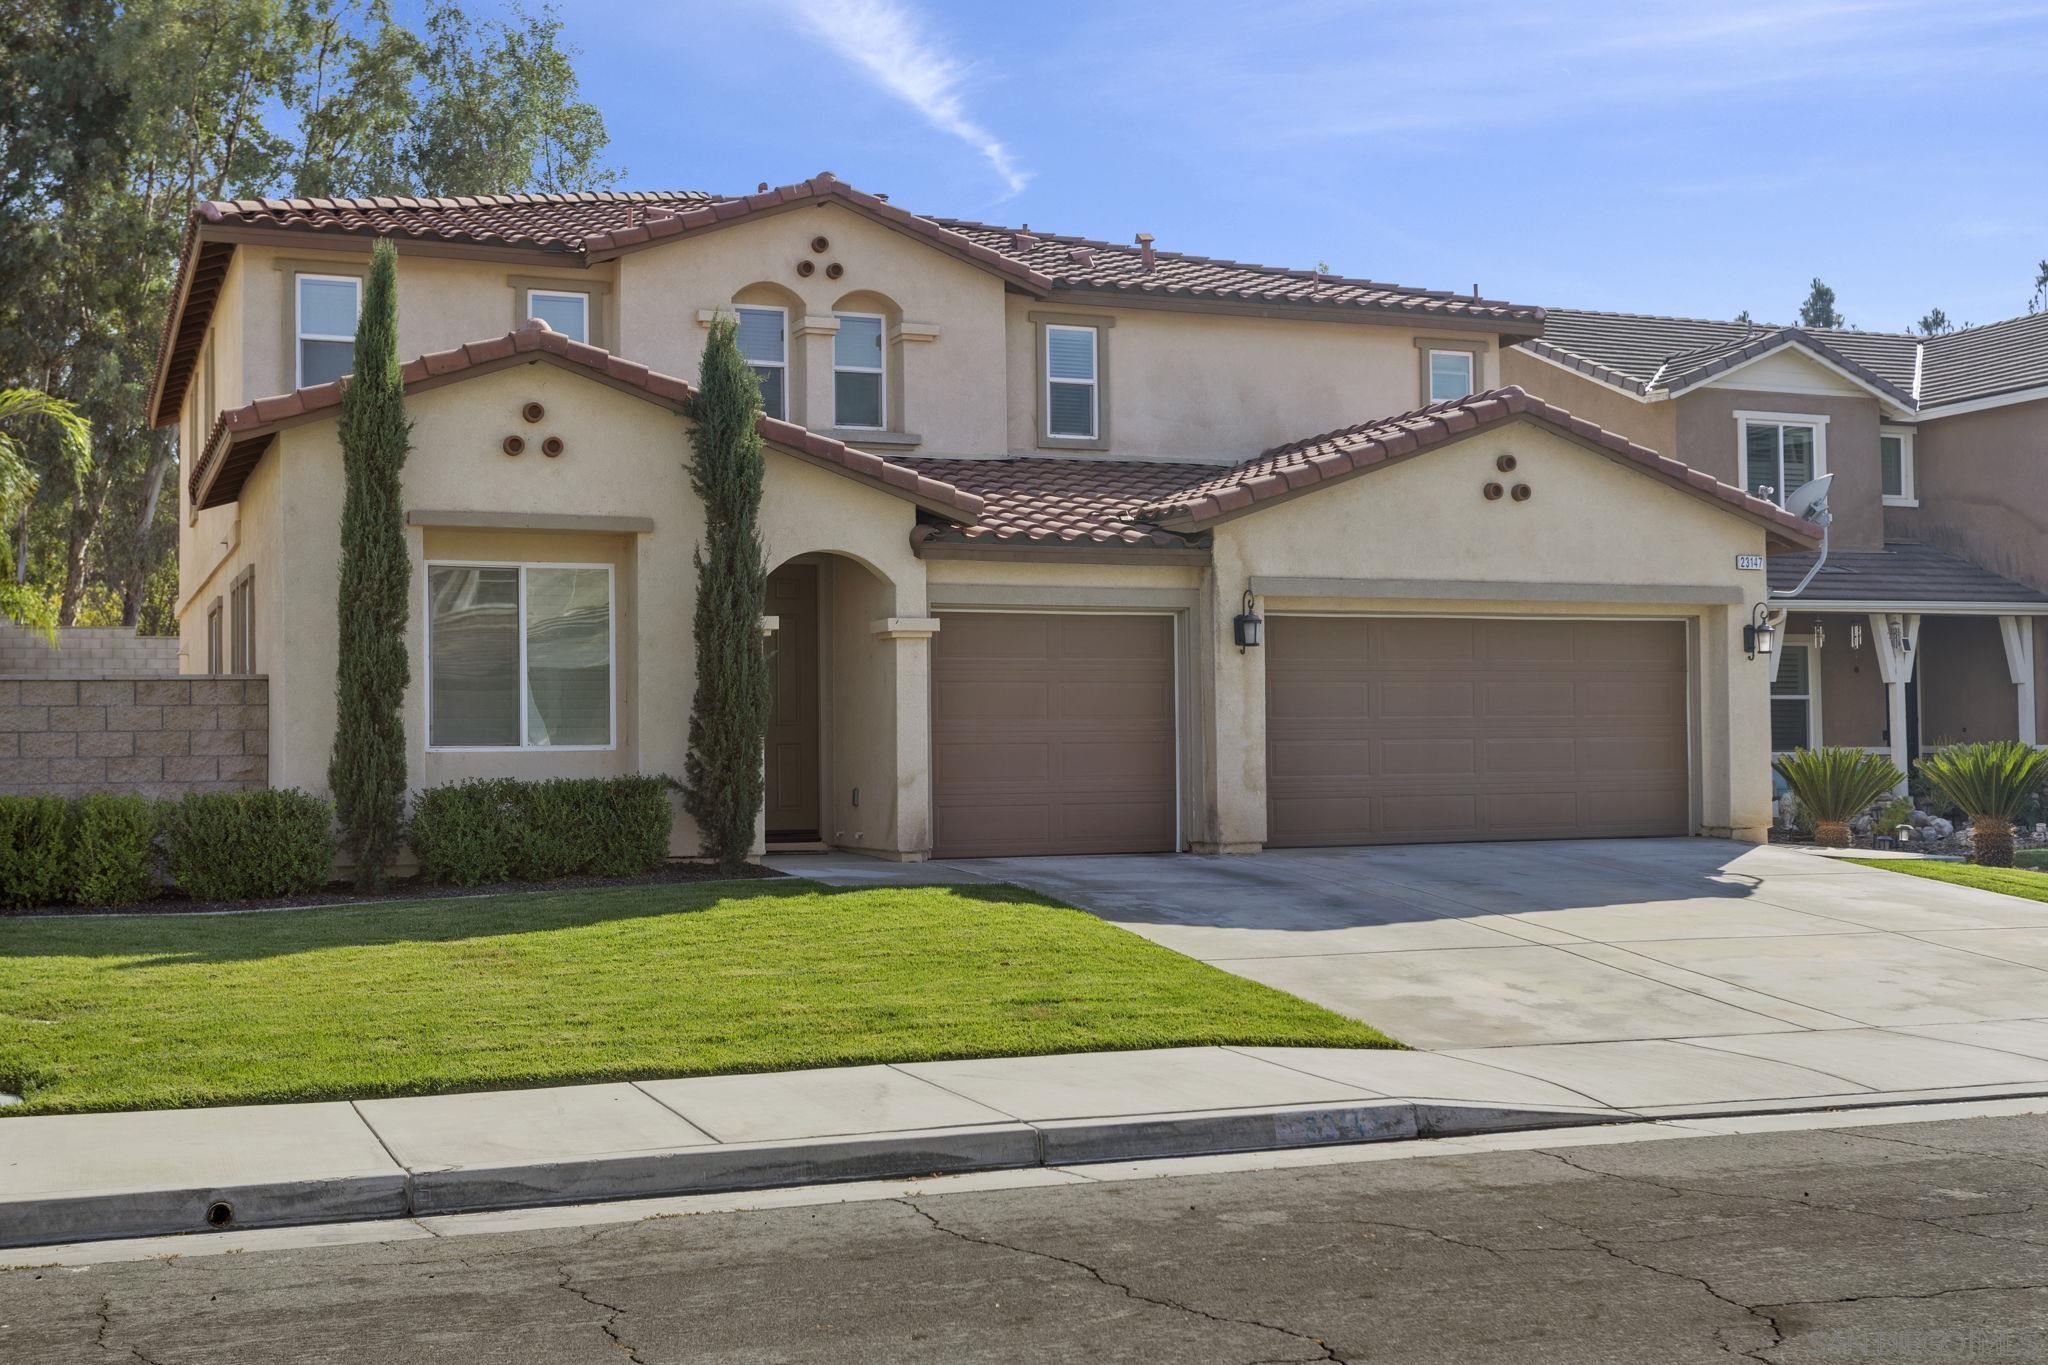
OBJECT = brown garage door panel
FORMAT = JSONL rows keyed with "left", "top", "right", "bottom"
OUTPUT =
{"left": 1267, "top": 617, "right": 1689, "bottom": 847}
{"left": 933, "top": 613, "right": 1177, "bottom": 858}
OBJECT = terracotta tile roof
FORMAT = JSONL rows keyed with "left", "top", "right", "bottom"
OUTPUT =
{"left": 905, "top": 457, "right": 1221, "bottom": 554}
{"left": 192, "top": 189, "right": 722, "bottom": 251}
{"left": 1769, "top": 542, "right": 2048, "bottom": 606}
{"left": 933, "top": 220, "right": 1546, "bottom": 327}
{"left": 154, "top": 173, "right": 1545, "bottom": 426}
{"left": 187, "top": 320, "right": 983, "bottom": 521}
{"left": 1132, "top": 385, "right": 1823, "bottom": 547}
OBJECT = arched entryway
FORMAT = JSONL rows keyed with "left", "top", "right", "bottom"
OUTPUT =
{"left": 764, "top": 550, "right": 930, "bottom": 856}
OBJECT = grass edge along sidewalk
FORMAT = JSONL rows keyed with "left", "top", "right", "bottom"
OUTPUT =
{"left": 0, "top": 878, "right": 1396, "bottom": 1116}
{"left": 1845, "top": 856, "right": 2048, "bottom": 905}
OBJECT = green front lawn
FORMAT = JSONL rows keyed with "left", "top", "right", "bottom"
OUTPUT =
{"left": 1846, "top": 857, "right": 2048, "bottom": 904}
{"left": 0, "top": 880, "right": 1394, "bottom": 1116}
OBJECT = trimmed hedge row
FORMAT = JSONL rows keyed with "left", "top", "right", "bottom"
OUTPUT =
{"left": 1, "top": 774, "right": 677, "bottom": 908}
{"left": 0, "top": 790, "right": 334, "bottom": 909}
{"left": 408, "top": 775, "right": 675, "bottom": 886}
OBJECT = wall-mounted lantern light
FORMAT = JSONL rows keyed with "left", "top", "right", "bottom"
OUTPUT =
{"left": 1234, "top": 589, "right": 1263, "bottom": 654}
{"left": 1744, "top": 601, "right": 1777, "bottom": 660}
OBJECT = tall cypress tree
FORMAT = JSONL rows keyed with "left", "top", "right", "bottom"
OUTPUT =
{"left": 329, "top": 239, "right": 411, "bottom": 891}
{"left": 682, "top": 314, "right": 771, "bottom": 870}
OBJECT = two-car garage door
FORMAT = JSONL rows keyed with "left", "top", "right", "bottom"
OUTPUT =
{"left": 927, "top": 611, "right": 1689, "bottom": 857}
{"left": 1266, "top": 616, "right": 1690, "bottom": 846}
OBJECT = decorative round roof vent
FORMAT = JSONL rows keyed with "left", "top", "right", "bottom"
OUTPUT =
{"left": 522, "top": 401, "right": 545, "bottom": 424}
{"left": 795, "top": 259, "right": 815, "bottom": 277}
{"left": 542, "top": 436, "right": 565, "bottom": 458}
{"left": 810, "top": 235, "right": 830, "bottom": 253}
{"left": 502, "top": 435, "right": 525, "bottom": 456}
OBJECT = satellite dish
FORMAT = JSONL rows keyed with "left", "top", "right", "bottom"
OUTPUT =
{"left": 1784, "top": 473, "right": 1834, "bottom": 524}
{"left": 1772, "top": 473, "right": 1835, "bottom": 600}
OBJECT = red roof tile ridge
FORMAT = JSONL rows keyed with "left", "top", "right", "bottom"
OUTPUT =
{"left": 204, "top": 188, "right": 718, "bottom": 217}
{"left": 190, "top": 324, "right": 983, "bottom": 520}
{"left": 933, "top": 216, "right": 1534, "bottom": 311}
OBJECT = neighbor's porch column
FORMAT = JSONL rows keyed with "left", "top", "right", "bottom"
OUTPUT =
{"left": 1999, "top": 615, "right": 2038, "bottom": 746}
{"left": 1869, "top": 612, "right": 1922, "bottom": 792}
{"left": 873, "top": 615, "right": 940, "bottom": 860}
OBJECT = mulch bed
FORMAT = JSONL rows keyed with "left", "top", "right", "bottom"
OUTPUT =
{"left": 4, "top": 859, "right": 784, "bottom": 918}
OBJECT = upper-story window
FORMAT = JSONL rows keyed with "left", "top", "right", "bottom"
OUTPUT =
{"left": 1426, "top": 348, "right": 1475, "bottom": 403}
{"left": 1740, "top": 414, "right": 1826, "bottom": 505}
{"left": 1045, "top": 324, "right": 1098, "bottom": 439}
{"left": 833, "top": 312, "right": 886, "bottom": 429}
{"left": 527, "top": 289, "right": 588, "bottom": 343}
{"left": 1881, "top": 429, "right": 1916, "bottom": 506}
{"left": 735, "top": 306, "right": 787, "bottom": 420}
{"left": 296, "top": 274, "right": 360, "bottom": 388}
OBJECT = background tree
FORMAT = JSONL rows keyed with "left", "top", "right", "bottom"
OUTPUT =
{"left": 1916, "top": 307, "right": 1956, "bottom": 336}
{"left": 0, "top": 0, "right": 616, "bottom": 633}
{"left": 682, "top": 316, "right": 772, "bottom": 872}
{"left": 2029, "top": 260, "right": 2048, "bottom": 315}
{"left": 1798, "top": 278, "right": 1845, "bottom": 330}
{"left": 328, "top": 241, "right": 410, "bottom": 891}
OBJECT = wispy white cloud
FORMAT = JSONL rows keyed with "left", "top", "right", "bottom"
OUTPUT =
{"left": 785, "top": 0, "right": 1029, "bottom": 196}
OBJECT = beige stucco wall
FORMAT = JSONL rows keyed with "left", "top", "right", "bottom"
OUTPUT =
{"left": 1499, "top": 349, "right": 1677, "bottom": 455}
{"left": 1905, "top": 398, "right": 2048, "bottom": 592}
{"left": 612, "top": 202, "right": 1011, "bottom": 457}
{"left": 1203, "top": 420, "right": 1778, "bottom": 847}
{"left": 226, "top": 244, "right": 617, "bottom": 408}
{"left": 1005, "top": 299, "right": 1503, "bottom": 463}
{"left": 245, "top": 360, "right": 932, "bottom": 858}
{"left": 1674, "top": 385, "right": 1887, "bottom": 551}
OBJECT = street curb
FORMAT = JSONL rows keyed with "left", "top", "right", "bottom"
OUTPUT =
{"left": 0, "top": 1100, "right": 1615, "bottom": 1249}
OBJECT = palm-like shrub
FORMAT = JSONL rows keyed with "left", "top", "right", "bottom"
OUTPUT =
{"left": 1915, "top": 740, "right": 2048, "bottom": 867}
{"left": 1772, "top": 747, "right": 1903, "bottom": 848}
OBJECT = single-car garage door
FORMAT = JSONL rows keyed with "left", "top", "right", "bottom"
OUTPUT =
{"left": 1266, "top": 616, "right": 1688, "bottom": 846}
{"left": 932, "top": 612, "right": 1176, "bottom": 857}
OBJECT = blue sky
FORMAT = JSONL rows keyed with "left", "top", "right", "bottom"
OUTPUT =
{"left": 538, "top": 0, "right": 2046, "bottom": 332}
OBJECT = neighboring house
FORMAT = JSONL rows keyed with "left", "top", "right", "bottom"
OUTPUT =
{"left": 152, "top": 173, "right": 1818, "bottom": 862}
{"left": 1503, "top": 312, "right": 2048, "bottom": 791}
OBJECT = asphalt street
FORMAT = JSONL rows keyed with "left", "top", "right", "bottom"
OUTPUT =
{"left": 5, "top": 1111, "right": 2045, "bottom": 1363}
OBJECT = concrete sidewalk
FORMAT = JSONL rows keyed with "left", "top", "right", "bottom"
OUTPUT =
{"left": 13, "top": 1036, "right": 2048, "bottom": 1251}
{"left": 4, "top": 1046, "right": 1609, "bottom": 1248}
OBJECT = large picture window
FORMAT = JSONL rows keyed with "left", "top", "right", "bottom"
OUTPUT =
{"left": 427, "top": 562, "right": 614, "bottom": 750}
{"left": 296, "top": 274, "right": 360, "bottom": 388}
{"left": 734, "top": 306, "right": 787, "bottom": 420}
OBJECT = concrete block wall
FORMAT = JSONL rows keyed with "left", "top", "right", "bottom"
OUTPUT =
{"left": 0, "top": 624, "right": 181, "bottom": 678}
{"left": 0, "top": 677, "right": 268, "bottom": 799}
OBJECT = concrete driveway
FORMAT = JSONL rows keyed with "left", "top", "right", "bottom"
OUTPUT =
{"left": 775, "top": 839, "right": 2048, "bottom": 1113}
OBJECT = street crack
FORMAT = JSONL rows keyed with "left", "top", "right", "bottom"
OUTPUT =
{"left": 895, "top": 1196, "right": 1347, "bottom": 1364}
{"left": 556, "top": 1266, "right": 647, "bottom": 1364}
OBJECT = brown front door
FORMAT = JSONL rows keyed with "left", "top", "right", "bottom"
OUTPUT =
{"left": 1266, "top": 616, "right": 1689, "bottom": 846}
{"left": 932, "top": 612, "right": 1177, "bottom": 858}
{"left": 765, "top": 563, "right": 820, "bottom": 840}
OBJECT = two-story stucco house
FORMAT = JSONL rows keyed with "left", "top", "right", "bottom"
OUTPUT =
{"left": 151, "top": 173, "right": 1824, "bottom": 862}
{"left": 1505, "top": 313, "right": 2048, "bottom": 790}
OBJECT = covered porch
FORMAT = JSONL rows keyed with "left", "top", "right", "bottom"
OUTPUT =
{"left": 1766, "top": 543, "right": 2048, "bottom": 788}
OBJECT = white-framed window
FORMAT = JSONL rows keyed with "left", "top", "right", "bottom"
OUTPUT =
{"left": 1881, "top": 428, "right": 1916, "bottom": 506}
{"left": 832, "top": 312, "right": 886, "bottom": 429}
{"left": 295, "top": 273, "right": 361, "bottom": 388}
{"left": 425, "top": 562, "right": 616, "bottom": 751}
{"left": 526, "top": 289, "right": 589, "bottom": 343}
{"left": 734, "top": 306, "right": 787, "bottom": 420}
{"left": 1427, "top": 348, "right": 1475, "bottom": 403}
{"left": 1770, "top": 640, "right": 1820, "bottom": 752}
{"left": 1045, "top": 324, "right": 1098, "bottom": 439}
{"left": 1738, "top": 413, "right": 1828, "bottom": 506}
